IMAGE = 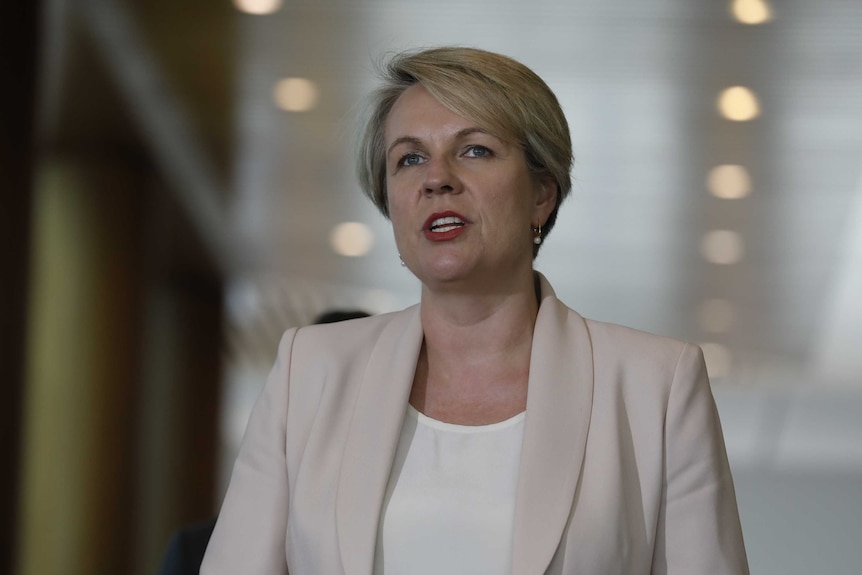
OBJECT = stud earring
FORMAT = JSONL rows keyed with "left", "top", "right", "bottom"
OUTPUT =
{"left": 399, "top": 254, "right": 407, "bottom": 267}
{"left": 532, "top": 225, "right": 543, "bottom": 245}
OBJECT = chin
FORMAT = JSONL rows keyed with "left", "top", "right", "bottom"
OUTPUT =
{"left": 416, "top": 256, "right": 475, "bottom": 287}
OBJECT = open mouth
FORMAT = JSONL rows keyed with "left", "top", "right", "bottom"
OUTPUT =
{"left": 429, "top": 216, "right": 466, "bottom": 233}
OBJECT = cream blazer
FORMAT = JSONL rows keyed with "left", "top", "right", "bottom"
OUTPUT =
{"left": 201, "top": 274, "right": 749, "bottom": 575}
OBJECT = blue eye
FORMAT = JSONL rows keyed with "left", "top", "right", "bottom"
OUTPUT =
{"left": 400, "top": 153, "right": 424, "bottom": 167}
{"left": 465, "top": 145, "right": 491, "bottom": 158}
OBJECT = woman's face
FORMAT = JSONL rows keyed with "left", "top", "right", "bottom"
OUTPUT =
{"left": 384, "top": 84, "right": 555, "bottom": 292}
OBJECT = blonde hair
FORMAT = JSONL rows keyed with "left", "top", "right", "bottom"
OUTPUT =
{"left": 357, "top": 46, "right": 573, "bottom": 255}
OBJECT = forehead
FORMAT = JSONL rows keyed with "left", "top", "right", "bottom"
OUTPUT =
{"left": 384, "top": 84, "right": 476, "bottom": 142}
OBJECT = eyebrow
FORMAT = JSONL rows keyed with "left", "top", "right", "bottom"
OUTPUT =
{"left": 386, "top": 127, "right": 493, "bottom": 157}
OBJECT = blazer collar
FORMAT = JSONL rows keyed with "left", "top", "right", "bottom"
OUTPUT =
{"left": 336, "top": 305, "right": 423, "bottom": 575}
{"left": 335, "top": 273, "right": 594, "bottom": 575}
{"left": 511, "top": 272, "right": 595, "bottom": 573}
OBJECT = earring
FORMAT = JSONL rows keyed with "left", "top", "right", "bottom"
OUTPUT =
{"left": 399, "top": 254, "right": 407, "bottom": 267}
{"left": 532, "top": 225, "right": 543, "bottom": 245}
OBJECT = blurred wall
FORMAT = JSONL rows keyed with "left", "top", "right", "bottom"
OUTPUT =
{"left": 19, "top": 159, "right": 143, "bottom": 575}
{"left": 0, "top": 2, "right": 40, "bottom": 573}
{"left": 17, "top": 156, "right": 225, "bottom": 575}
{"left": 12, "top": 1, "right": 232, "bottom": 573}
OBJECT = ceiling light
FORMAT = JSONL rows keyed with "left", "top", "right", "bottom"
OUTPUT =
{"left": 731, "top": 0, "right": 773, "bottom": 25}
{"left": 701, "top": 230, "right": 744, "bottom": 265}
{"left": 233, "top": 0, "right": 282, "bottom": 15}
{"left": 274, "top": 78, "right": 319, "bottom": 112}
{"left": 717, "top": 86, "right": 760, "bottom": 121}
{"left": 697, "top": 298, "right": 736, "bottom": 333}
{"left": 331, "top": 222, "right": 374, "bottom": 257}
{"left": 707, "top": 164, "right": 751, "bottom": 199}
{"left": 701, "top": 342, "right": 733, "bottom": 379}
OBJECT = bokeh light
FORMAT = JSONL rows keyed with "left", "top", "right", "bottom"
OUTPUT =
{"left": 707, "top": 164, "right": 752, "bottom": 199}
{"left": 731, "top": 0, "right": 773, "bottom": 25}
{"left": 330, "top": 222, "right": 374, "bottom": 257}
{"left": 717, "top": 86, "right": 760, "bottom": 121}
{"left": 698, "top": 298, "right": 737, "bottom": 333}
{"left": 274, "top": 77, "right": 319, "bottom": 112}
{"left": 233, "top": 0, "right": 282, "bottom": 15}
{"left": 701, "top": 230, "right": 745, "bottom": 265}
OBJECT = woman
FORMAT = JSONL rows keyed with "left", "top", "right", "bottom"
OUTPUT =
{"left": 202, "top": 47, "right": 749, "bottom": 574}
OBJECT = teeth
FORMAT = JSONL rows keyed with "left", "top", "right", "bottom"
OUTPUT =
{"left": 430, "top": 216, "right": 465, "bottom": 231}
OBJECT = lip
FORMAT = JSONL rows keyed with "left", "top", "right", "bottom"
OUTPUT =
{"left": 423, "top": 210, "right": 469, "bottom": 242}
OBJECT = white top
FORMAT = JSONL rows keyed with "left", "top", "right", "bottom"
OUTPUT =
{"left": 372, "top": 404, "right": 526, "bottom": 575}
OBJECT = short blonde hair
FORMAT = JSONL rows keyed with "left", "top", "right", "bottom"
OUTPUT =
{"left": 356, "top": 47, "right": 573, "bottom": 256}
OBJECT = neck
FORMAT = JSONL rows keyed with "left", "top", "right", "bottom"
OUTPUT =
{"left": 421, "top": 269, "right": 538, "bottom": 341}
{"left": 412, "top": 270, "right": 540, "bottom": 423}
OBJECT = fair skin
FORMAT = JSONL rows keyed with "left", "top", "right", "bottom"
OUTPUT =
{"left": 384, "top": 84, "right": 556, "bottom": 425}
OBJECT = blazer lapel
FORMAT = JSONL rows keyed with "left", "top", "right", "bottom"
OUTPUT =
{"left": 336, "top": 306, "right": 424, "bottom": 575}
{"left": 512, "top": 274, "right": 595, "bottom": 574}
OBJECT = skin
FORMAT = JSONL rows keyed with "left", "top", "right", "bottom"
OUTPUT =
{"left": 384, "top": 84, "right": 556, "bottom": 425}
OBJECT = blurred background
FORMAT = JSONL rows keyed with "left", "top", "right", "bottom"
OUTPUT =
{"left": 2, "top": 0, "right": 861, "bottom": 573}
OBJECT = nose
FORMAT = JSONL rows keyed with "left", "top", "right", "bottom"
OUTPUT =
{"left": 422, "top": 157, "right": 461, "bottom": 196}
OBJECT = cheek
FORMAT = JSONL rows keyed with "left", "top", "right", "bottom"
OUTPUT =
{"left": 386, "top": 175, "right": 421, "bottom": 221}
{"left": 386, "top": 195, "right": 411, "bottom": 243}
{"left": 386, "top": 189, "right": 405, "bottom": 222}
{"left": 492, "top": 182, "right": 535, "bottom": 223}
{"left": 385, "top": 175, "right": 407, "bottom": 212}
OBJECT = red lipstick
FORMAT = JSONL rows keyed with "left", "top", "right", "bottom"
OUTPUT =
{"left": 423, "top": 211, "right": 469, "bottom": 242}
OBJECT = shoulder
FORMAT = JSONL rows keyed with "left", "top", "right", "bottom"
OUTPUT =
{"left": 274, "top": 305, "right": 421, "bottom": 445}
{"left": 537, "top": 272, "right": 695, "bottom": 370}
{"left": 280, "top": 305, "right": 419, "bottom": 377}
{"left": 582, "top": 315, "right": 692, "bottom": 367}
{"left": 560, "top": 305, "right": 703, "bottom": 395}
{"left": 537, "top": 273, "right": 698, "bottom": 382}
{"left": 567, "top": 312, "right": 710, "bottom": 424}
{"left": 292, "top": 305, "right": 417, "bottom": 353}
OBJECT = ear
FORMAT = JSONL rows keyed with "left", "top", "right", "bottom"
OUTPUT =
{"left": 532, "top": 176, "right": 558, "bottom": 226}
